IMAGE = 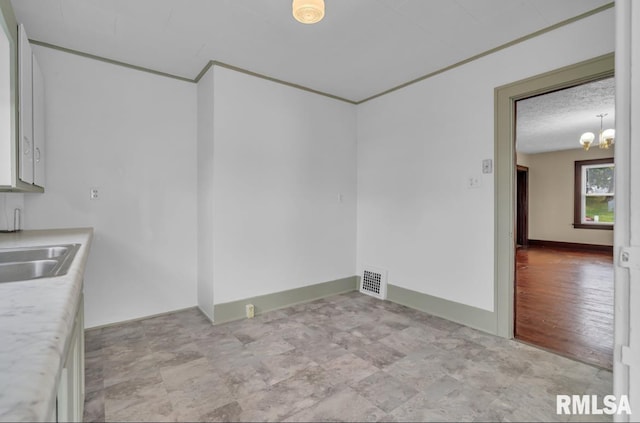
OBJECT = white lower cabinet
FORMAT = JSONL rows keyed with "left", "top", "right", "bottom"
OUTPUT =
{"left": 55, "top": 295, "right": 85, "bottom": 423}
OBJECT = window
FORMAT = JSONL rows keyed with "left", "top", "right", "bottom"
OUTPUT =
{"left": 574, "top": 158, "right": 614, "bottom": 229}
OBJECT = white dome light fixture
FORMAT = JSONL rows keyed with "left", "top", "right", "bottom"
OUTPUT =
{"left": 293, "top": 0, "right": 325, "bottom": 24}
{"left": 580, "top": 113, "right": 615, "bottom": 151}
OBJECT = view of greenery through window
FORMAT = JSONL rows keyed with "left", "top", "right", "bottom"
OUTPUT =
{"left": 584, "top": 165, "right": 614, "bottom": 223}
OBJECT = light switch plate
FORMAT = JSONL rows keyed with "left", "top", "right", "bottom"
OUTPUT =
{"left": 482, "top": 159, "right": 493, "bottom": 174}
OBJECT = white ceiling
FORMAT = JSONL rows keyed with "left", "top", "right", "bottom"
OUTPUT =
{"left": 11, "top": 0, "right": 610, "bottom": 102}
{"left": 516, "top": 77, "right": 615, "bottom": 154}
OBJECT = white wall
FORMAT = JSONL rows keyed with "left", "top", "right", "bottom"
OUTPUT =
{"left": 209, "top": 66, "right": 357, "bottom": 306}
{"left": 524, "top": 147, "right": 614, "bottom": 246}
{"left": 24, "top": 45, "right": 198, "bottom": 328}
{"left": 196, "top": 67, "right": 215, "bottom": 320}
{"left": 13, "top": 7, "right": 616, "bottom": 326}
{"left": 357, "top": 9, "right": 615, "bottom": 312}
{"left": 0, "top": 193, "right": 23, "bottom": 231}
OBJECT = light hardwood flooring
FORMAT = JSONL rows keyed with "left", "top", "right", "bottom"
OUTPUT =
{"left": 83, "top": 291, "right": 612, "bottom": 422}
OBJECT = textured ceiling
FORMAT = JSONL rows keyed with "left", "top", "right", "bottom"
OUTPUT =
{"left": 10, "top": 0, "right": 611, "bottom": 102}
{"left": 516, "top": 77, "right": 615, "bottom": 154}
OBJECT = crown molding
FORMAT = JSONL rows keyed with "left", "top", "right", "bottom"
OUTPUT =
{"left": 28, "top": 2, "right": 614, "bottom": 105}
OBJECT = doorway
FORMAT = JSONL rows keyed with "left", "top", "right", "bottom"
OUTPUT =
{"left": 511, "top": 78, "right": 615, "bottom": 369}
{"left": 494, "top": 52, "right": 615, "bottom": 338}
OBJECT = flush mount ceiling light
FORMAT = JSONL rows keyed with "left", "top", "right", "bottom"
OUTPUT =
{"left": 292, "top": 0, "right": 325, "bottom": 24}
{"left": 579, "top": 113, "right": 615, "bottom": 151}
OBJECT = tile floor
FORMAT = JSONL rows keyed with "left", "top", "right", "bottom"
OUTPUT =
{"left": 83, "top": 291, "right": 612, "bottom": 422}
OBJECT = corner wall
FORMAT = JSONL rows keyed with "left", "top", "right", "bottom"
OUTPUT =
{"left": 356, "top": 8, "right": 615, "bottom": 319}
{"left": 24, "top": 45, "right": 198, "bottom": 328}
{"left": 196, "top": 67, "right": 215, "bottom": 320}
{"left": 196, "top": 65, "right": 358, "bottom": 315}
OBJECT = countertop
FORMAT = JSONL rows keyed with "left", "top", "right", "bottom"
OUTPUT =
{"left": 0, "top": 228, "right": 93, "bottom": 422}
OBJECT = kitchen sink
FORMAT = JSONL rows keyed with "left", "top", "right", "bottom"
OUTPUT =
{"left": 0, "top": 244, "right": 81, "bottom": 283}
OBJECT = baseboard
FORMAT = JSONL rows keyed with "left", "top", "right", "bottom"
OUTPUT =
{"left": 527, "top": 239, "right": 613, "bottom": 254}
{"left": 85, "top": 306, "right": 200, "bottom": 331}
{"left": 386, "top": 284, "right": 497, "bottom": 335}
{"left": 88, "top": 278, "right": 495, "bottom": 336}
{"left": 213, "top": 276, "right": 358, "bottom": 324}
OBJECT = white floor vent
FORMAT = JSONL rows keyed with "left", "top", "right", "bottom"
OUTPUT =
{"left": 360, "top": 267, "right": 388, "bottom": 300}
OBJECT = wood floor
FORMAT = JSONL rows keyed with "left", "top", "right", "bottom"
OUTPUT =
{"left": 515, "top": 245, "right": 614, "bottom": 370}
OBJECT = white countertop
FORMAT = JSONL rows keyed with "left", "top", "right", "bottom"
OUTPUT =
{"left": 0, "top": 228, "right": 93, "bottom": 422}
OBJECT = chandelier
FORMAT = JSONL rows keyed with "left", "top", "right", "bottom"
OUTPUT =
{"left": 579, "top": 113, "right": 615, "bottom": 151}
{"left": 292, "top": 0, "right": 325, "bottom": 24}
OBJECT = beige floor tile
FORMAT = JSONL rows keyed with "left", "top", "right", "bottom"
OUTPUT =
{"left": 321, "top": 352, "right": 380, "bottom": 386}
{"left": 284, "top": 386, "right": 386, "bottom": 422}
{"left": 84, "top": 292, "right": 612, "bottom": 422}
{"left": 351, "top": 370, "right": 419, "bottom": 413}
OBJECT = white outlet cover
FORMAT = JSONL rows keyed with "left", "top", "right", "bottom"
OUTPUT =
{"left": 468, "top": 176, "right": 481, "bottom": 188}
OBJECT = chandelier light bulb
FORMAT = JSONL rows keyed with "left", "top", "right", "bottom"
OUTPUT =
{"left": 580, "top": 132, "right": 595, "bottom": 151}
{"left": 600, "top": 128, "right": 615, "bottom": 149}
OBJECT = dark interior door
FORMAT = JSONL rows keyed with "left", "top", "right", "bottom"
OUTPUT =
{"left": 516, "top": 166, "right": 529, "bottom": 246}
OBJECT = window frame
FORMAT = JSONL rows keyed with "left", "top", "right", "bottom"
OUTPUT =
{"left": 573, "top": 157, "right": 615, "bottom": 230}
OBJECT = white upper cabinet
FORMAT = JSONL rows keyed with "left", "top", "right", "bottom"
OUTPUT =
{"left": 32, "top": 52, "right": 44, "bottom": 187}
{"left": 18, "top": 23, "right": 32, "bottom": 185}
{"left": 0, "top": 9, "right": 43, "bottom": 192}
{"left": 15, "top": 23, "right": 44, "bottom": 190}
{"left": 0, "top": 7, "right": 13, "bottom": 188}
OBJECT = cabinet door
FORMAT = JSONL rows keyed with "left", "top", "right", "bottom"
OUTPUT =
{"left": 56, "top": 365, "right": 70, "bottom": 422}
{"left": 56, "top": 317, "right": 79, "bottom": 422}
{"left": 56, "top": 296, "right": 85, "bottom": 423}
{"left": 17, "top": 24, "right": 32, "bottom": 184}
{"left": 32, "top": 53, "right": 44, "bottom": 187}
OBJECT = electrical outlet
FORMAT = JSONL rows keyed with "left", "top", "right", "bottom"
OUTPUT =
{"left": 90, "top": 188, "right": 99, "bottom": 200}
{"left": 246, "top": 304, "right": 255, "bottom": 319}
{"left": 467, "top": 176, "right": 481, "bottom": 189}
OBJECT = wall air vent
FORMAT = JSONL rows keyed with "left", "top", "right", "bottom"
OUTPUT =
{"left": 360, "top": 266, "right": 388, "bottom": 300}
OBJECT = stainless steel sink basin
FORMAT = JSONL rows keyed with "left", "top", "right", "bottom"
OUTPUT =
{"left": 0, "top": 244, "right": 81, "bottom": 283}
{"left": 0, "top": 245, "right": 72, "bottom": 263}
